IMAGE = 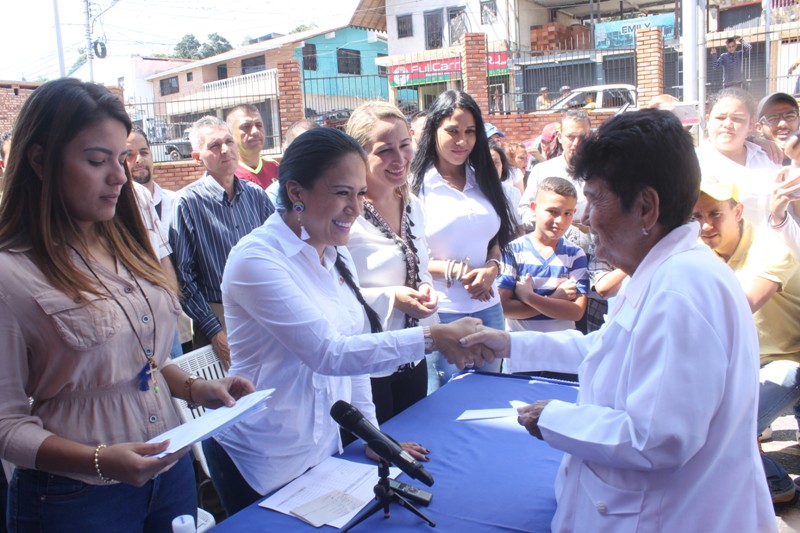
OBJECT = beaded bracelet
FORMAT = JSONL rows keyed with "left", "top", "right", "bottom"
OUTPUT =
{"left": 768, "top": 213, "right": 789, "bottom": 230}
{"left": 94, "top": 444, "right": 113, "bottom": 484}
{"left": 184, "top": 375, "right": 204, "bottom": 409}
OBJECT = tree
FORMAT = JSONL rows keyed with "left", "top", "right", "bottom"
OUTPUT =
{"left": 174, "top": 34, "right": 202, "bottom": 59}
{"left": 290, "top": 23, "right": 317, "bottom": 34}
{"left": 198, "top": 33, "right": 233, "bottom": 58}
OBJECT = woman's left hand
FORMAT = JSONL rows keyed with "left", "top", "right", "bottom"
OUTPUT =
{"left": 517, "top": 400, "right": 551, "bottom": 440}
{"left": 417, "top": 283, "right": 439, "bottom": 312}
{"left": 462, "top": 267, "right": 495, "bottom": 301}
{"left": 365, "top": 441, "right": 430, "bottom": 462}
{"left": 400, "top": 441, "right": 430, "bottom": 461}
{"left": 192, "top": 375, "right": 257, "bottom": 409}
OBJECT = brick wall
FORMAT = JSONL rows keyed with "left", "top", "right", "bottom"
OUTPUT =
{"left": 487, "top": 110, "right": 617, "bottom": 144}
{"left": 278, "top": 60, "right": 304, "bottom": 140}
{"left": 0, "top": 82, "right": 40, "bottom": 132}
{"left": 153, "top": 160, "right": 204, "bottom": 191}
{"left": 462, "top": 34, "right": 490, "bottom": 112}
{"left": 530, "top": 23, "right": 592, "bottom": 52}
{"left": 635, "top": 27, "right": 664, "bottom": 109}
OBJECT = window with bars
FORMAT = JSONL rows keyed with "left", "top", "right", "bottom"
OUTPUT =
{"left": 480, "top": 0, "right": 498, "bottom": 25}
{"left": 449, "top": 7, "right": 467, "bottom": 45}
{"left": 337, "top": 48, "right": 361, "bottom": 75}
{"left": 242, "top": 55, "right": 266, "bottom": 75}
{"left": 424, "top": 10, "right": 444, "bottom": 50}
{"left": 397, "top": 14, "right": 413, "bottom": 38}
{"left": 159, "top": 76, "right": 179, "bottom": 96}
{"left": 303, "top": 43, "right": 317, "bottom": 71}
{"left": 377, "top": 53, "right": 388, "bottom": 77}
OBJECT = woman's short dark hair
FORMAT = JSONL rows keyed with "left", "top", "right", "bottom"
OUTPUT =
{"left": 278, "top": 127, "right": 367, "bottom": 208}
{"left": 570, "top": 108, "right": 700, "bottom": 231}
{"left": 409, "top": 90, "right": 515, "bottom": 249}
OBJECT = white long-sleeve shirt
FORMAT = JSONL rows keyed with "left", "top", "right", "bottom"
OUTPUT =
{"left": 348, "top": 195, "right": 433, "bottom": 378}
{"left": 216, "top": 214, "right": 424, "bottom": 495}
{"left": 510, "top": 222, "right": 775, "bottom": 532}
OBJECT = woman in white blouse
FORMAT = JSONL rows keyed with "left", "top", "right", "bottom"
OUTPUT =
{"left": 206, "top": 127, "right": 487, "bottom": 515}
{"left": 410, "top": 90, "right": 516, "bottom": 389}
{"left": 697, "top": 87, "right": 782, "bottom": 226}
{"left": 346, "top": 102, "right": 439, "bottom": 423}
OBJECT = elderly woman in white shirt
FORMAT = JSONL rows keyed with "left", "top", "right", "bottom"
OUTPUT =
{"left": 461, "top": 109, "right": 775, "bottom": 532}
{"left": 410, "top": 90, "right": 516, "bottom": 390}
{"left": 346, "top": 102, "right": 438, "bottom": 424}
{"left": 204, "top": 127, "right": 487, "bottom": 516}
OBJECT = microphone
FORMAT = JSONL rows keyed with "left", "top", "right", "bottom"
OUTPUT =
{"left": 330, "top": 400, "right": 434, "bottom": 486}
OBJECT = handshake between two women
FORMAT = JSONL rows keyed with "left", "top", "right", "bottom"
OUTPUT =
{"left": 427, "top": 317, "right": 511, "bottom": 370}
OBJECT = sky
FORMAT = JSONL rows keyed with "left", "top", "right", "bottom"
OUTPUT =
{"left": 2, "top": 0, "right": 362, "bottom": 81}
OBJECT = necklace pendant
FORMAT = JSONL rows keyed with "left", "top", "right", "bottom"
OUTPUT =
{"left": 147, "top": 358, "right": 159, "bottom": 394}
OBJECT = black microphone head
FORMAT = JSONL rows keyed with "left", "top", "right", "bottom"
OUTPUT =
{"left": 330, "top": 400, "right": 362, "bottom": 429}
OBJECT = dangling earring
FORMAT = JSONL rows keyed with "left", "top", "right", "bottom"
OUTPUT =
{"left": 641, "top": 227, "right": 649, "bottom": 236}
{"left": 293, "top": 201, "right": 310, "bottom": 241}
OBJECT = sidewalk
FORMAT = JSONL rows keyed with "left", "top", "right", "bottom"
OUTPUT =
{"left": 763, "top": 412, "right": 800, "bottom": 532}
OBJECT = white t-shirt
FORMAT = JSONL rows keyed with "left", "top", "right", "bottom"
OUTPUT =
{"left": 417, "top": 165, "right": 501, "bottom": 314}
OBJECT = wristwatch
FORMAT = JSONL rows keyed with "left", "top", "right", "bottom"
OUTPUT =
{"left": 423, "top": 326, "right": 435, "bottom": 352}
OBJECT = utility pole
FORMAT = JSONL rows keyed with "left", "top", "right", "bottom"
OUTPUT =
{"left": 53, "top": 0, "right": 66, "bottom": 77}
{"left": 84, "top": 0, "right": 93, "bottom": 81}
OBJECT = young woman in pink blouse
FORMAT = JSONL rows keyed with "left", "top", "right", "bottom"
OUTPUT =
{"left": 0, "top": 78, "right": 253, "bottom": 532}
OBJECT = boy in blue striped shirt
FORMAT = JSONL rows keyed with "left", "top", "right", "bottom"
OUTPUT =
{"left": 498, "top": 177, "right": 589, "bottom": 374}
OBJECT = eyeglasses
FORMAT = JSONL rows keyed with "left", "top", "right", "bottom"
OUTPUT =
{"left": 760, "top": 111, "right": 799, "bottom": 126}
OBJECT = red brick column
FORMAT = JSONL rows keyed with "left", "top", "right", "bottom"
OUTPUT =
{"left": 635, "top": 27, "right": 664, "bottom": 109}
{"left": 154, "top": 161, "right": 204, "bottom": 192}
{"left": 0, "top": 82, "right": 40, "bottom": 132}
{"left": 461, "top": 33, "right": 490, "bottom": 115}
{"left": 277, "top": 60, "right": 304, "bottom": 144}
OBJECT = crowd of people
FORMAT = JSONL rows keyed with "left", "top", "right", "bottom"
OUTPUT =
{"left": 0, "top": 76, "right": 798, "bottom": 532}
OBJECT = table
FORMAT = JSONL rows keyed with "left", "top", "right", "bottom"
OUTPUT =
{"left": 213, "top": 372, "right": 579, "bottom": 532}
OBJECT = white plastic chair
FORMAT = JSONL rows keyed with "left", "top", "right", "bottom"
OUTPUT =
{"left": 171, "top": 345, "right": 227, "bottom": 479}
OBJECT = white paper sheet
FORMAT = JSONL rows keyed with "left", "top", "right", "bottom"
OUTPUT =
{"left": 260, "top": 456, "right": 401, "bottom": 529}
{"left": 456, "top": 400, "right": 529, "bottom": 421}
{"left": 146, "top": 389, "right": 274, "bottom": 457}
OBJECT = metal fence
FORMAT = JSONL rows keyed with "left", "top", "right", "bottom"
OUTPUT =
{"left": 134, "top": 69, "right": 281, "bottom": 162}
{"left": 489, "top": 47, "right": 637, "bottom": 114}
{"left": 302, "top": 73, "right": 391, "bottom": 127}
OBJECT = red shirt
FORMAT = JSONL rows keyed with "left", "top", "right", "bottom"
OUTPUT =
{"left": 234, "top": 158, "right": 279, "bottom": 189}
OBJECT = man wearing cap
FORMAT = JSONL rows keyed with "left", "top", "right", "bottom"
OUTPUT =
{"left": 758, "top": 92, "right": 800, "bottom": 165}
{"left": 535, "top": 87, "right": 552, "bottom": 111}
{"left": 485, "top": 123, "right": 505, "bottom": 147}
{"left": 693, "top": 180, "right": 800, "bottom": 503}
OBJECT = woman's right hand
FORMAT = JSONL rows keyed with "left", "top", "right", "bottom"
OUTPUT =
{"left": 98, "top": 440, "right": 188, "bottom": 487}
{"left": 394, "top": 286, "right": 437, "bottom": 319}
{"left": 771, "top": 167, "right": 800, "bottom": 225}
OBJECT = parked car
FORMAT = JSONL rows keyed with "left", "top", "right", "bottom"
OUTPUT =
{"left": 163, "top": 130, "right": 193, "bottom": 161}
{"left": 311, "top": 109, "right": 352, "bottom": 131}
{"left": 542, "top": 84, "right": 637, "bottom": 113}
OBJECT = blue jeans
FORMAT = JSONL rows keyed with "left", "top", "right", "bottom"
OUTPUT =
{"left": 202, "top": 438, "right": 261, "bottom": 517}
{"left": 426, "top": 302, "right": 505, "bottom": 393}
{"left": 8, "top": 454, "right": 195, "bottom": 533}
{"left": 758, "top": 360, "right": 800, "bottom": 435}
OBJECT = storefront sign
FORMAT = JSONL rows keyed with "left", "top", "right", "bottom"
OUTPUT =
{"left": 594, "top": 13, "right": 675, "bottom": 49}
{"left": 390, "top": 52, "right": 509, "bottom": 87}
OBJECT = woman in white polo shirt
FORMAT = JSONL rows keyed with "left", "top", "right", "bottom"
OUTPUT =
{"left": 410, "top": 90, "right": 516, "bottom": 390}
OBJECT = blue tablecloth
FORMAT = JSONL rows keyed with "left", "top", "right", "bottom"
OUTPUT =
{"left": 213, "top": 372, "right": 579, "bottom": 532}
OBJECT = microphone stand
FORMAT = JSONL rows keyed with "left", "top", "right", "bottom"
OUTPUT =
{"left": 341, "top": 459, "right": 435, "bottom": 532}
